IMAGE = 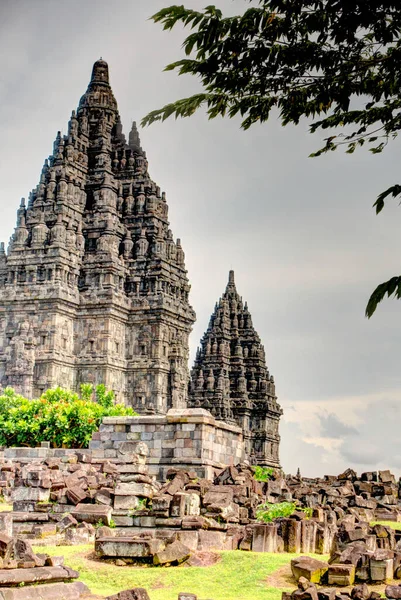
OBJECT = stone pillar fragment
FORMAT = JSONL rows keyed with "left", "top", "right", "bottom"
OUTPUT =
{"left": 280, "top": 518, "right": 301, "bottom": 553}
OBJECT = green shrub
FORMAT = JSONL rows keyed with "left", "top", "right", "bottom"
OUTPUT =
{"left": 253, "top": 466, "right": 274, "bottom": 482}
{"left": 256, "top": 502, "right": 314, "bottom": 523}
{"left": 0, "top": 385, "right": 135, "bottom": 449}
{"left": 256, "top": 501, "right": 297, "bottom": 522}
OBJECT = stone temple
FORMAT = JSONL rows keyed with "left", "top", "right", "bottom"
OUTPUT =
{"left": 189, "top": 271, "right": 282, "bottom": 467}
{"left": 0, "top": 59, "right": 282, "bottom": 468}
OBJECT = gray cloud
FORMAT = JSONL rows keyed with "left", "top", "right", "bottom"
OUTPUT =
{"left": 1, "top": 0, "right": 401, "bottom": 477}
{"left": 319, "top": 413, "right": 358, "bottom": 438}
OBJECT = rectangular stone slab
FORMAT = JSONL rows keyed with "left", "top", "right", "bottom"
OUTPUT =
{"left": 95, "top": 537, "right": 165, "bottom": 557}
{"left": 0, "top": 566, "right": 78, "bottom": 586}
{"left": 9, "top": 513, "right": 49, "bottom": 523}
{"left": 71, "top": 504, "right": 112, "bottom": 525}
{"left": 114, "top": 483, "right": 154, "bottom": 498}
{"left": 0, "top": 581, "right": 88, "bottom": 600}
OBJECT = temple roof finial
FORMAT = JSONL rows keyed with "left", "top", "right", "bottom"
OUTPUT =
{"left": 225, "top": 269, "right": 237, "bottom": 296}
{"left": 90, "top": 58, "right": 109, "bottom": 86}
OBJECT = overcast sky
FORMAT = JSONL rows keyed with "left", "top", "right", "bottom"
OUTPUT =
{"left": 1, "top": 0, "right": 401, "bottom": 477}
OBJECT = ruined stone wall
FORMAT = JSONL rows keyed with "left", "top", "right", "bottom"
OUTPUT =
{"left": 89, "top": 409, "right": 245, "bottom": 480}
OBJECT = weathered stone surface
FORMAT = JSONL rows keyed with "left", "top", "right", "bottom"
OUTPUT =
{"left": 0, "top": 515, "right": 12, "bottom": 538}
{"left": 370, "top": 555, "right": 394, "bottom": 582}
{"left": 114, "top": 483, "right": 154, "bottom": 499}
{"left": 328, "top": 564, "right": 356, "bottom": 586}
{"left": 66, "top": 486, "right": 87, "bottom": 505}
{"left": 351, "top": 583, "right": 370, "bottom": 600}
{"left": 95, "top": 537, "right": 165, "bottom": 558}
{"left": 252, "top": 524, "right": 277, "bottom": 553}
{"left": 0, "top": 581, "right": 88, "bottom": 600}
{"left": 385, "top": 585, "right": 401, "bottom": 599}
{"left": 71, "top": 504, "right": 112, "bottom": 526}
{"left": 56, "top": 514, "right": 78, "bottom": 533}
{"left": 0, "top": 566, "right": 78, "bottom": 586}
{"left": 153, "top": 540, "right": 191, "bottom": 565}
{"left": 114, "top": 496, "right": 140, "bottom": 510}
{"left": 106, "top": 589, "right": 151, "bottom": 600}
{"left": 291, "top": 557, "right": 329, "bottom": 584}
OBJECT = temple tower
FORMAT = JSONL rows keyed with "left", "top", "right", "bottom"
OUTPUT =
{"left": 0, "top": 59, "right": 196, "bottom": 412}
{"left": 189, "top": 271, "right": 282, "bottom": 467}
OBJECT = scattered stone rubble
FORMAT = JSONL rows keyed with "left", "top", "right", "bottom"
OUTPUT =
{"left": 290, "top": 516, "right": 401, "bottom": 587}
{"left": 105, "top": 591, "right": 202, "bottom": 600}
{"left": 2, "top": 443, "right": 401, "bottom": 568}
{"left": 284, "top": 578, "right": 401, "bottom": 600}
{"left": 0, "top": 533, "right": 88, "bottom": 599}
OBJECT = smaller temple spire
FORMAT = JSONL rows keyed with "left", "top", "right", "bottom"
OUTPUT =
{"left": 189, "top": 271, "right": 282, "bottom": 468}
{"left": 129, "top": 121, "right": 143, "bottom": 154}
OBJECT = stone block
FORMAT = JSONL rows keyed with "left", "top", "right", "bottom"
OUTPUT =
{"left": 385, "top": 585, "right": 401, "bottom": 599}
{"left": 177, "top": 530, "right": 199, "bottom": 552}
{"left": 155, "top": 517, "right": 183, "bottom": 527}
{"left": 252, "top": 524, "right": 278, "bottom": 553}
{"left": 71, "top": 503, "right": 112, "bottom": 526}
{"left": 153, "top": 540, "right": 191, "bottom": 565}
{"left": 291, "top": 557, "right": 329, "bottom": 584}
{"left": 96, "top": 537, "right": 165, "bottom": 558}
{"left": 112, "top": 516, "right": 134, "bottom": 527}
{"left": 12, "top": 488, "right": 50, "bottom": 502}
{"left": 56, "top": 513, "right": 78, "bottom": 533}
{"left": 0, "top": 581, "right": 89, "bottom": 600}
{"left": 0, "top": 514, "right": 12, "bottom": 537}
{"left": 0, "top": 565, "right": 79, "bottom": 586}
{"left": 114, "top": 496, "right": 140, "bottom": 511}
{"left": 198, "top": 530, "right": 231, "bottom": 551}
{"left": 152, "top": 495, "right": 172, "bottom": 515}
{"left": 301, "top": 520, "right": 317, "bottom": 554}
{"left": 292, "top": 587, "right": 319, "bottom": 600}
{"left": 327, "top": 564, "right": 355, "bottom": 586}
{"left": 171, "top": 492, "right": 200, "bottom": 517}
{"left": 370, "top": 557, "right": 394, "bottom": 582}
{"left": 281, "top": 518, "right": 301, "bottom": 553}
{"left": 114, "top": 483, "right": 154, "bottom": 498}
{"left": 66, "top": 486, "right": 88, "bottom": 505}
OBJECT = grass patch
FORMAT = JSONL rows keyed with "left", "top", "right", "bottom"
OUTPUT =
{"left": 32, "top": 544, "right": 326, "bottom": 600}
{"left": 371, "top": 521, "right": 401, "bottom": 530}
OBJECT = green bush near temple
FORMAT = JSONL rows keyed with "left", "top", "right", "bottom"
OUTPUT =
{"left": 0, "top": 384, "right": 134, "bottom": 448}
{"left": 256, "top": 501, "right": 297, "bottom": 523}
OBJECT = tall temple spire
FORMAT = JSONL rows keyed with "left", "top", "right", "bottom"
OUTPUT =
{"left": 189, "top": 271, "right": 282, "bottom": 467}
{"left": 0, "top": 60, "right": 195, "bottom": 410}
